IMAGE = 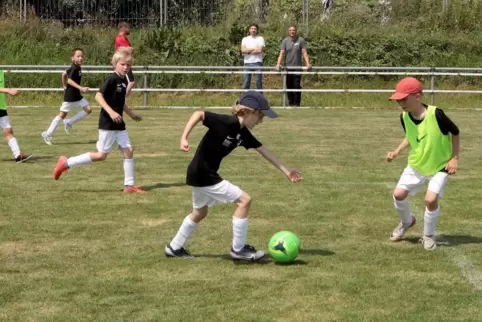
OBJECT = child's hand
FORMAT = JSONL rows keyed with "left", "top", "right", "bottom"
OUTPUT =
{"left": 285, "top": 169, "right": 302, "bottom": 183}
{"left": 180, "top": 138, "right": 190, "bottom": 152}
{"left": 445, "top": 157, "right": 458, "bottom": 174}
{"left": 7, "top": 89, "right": 19, "bottom": 96}
{"left": 109, "top": 112, "right": 122, "bottom": 123}
{"left": 132, "top": 114, "right": 142, "bottom": 122}
{"left": 386, "top": 151, "right": 399, "bottom": 162}
{"left": 81, "top": 87, "right": 89, "bottom": 93}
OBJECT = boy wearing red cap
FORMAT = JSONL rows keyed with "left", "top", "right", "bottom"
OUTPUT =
{"left": 164, "top": 91, "right": 302, "bottom": 261}
{"left": 386, "top": 77, "right": 460, "bottom": 250}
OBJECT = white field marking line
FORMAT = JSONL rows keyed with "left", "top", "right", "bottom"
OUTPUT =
{"left": 385, "top": 182, "right": 482, "bottom": 291}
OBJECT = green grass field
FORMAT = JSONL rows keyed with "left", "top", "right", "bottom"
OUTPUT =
{"left": 1, "top": 107, "right": 481, "bottom": 321}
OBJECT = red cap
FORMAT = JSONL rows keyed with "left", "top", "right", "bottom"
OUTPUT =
{"left": 389, "top": 77, "right": 423, "bottom": 100}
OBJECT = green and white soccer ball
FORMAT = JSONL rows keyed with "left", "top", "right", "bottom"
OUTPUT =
{"left": 268, "top": 231, "right": 300, "bottom": 264}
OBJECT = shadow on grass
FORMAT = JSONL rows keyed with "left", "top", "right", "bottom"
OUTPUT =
{"left": 300, "top": 249, "right": 336, "bottom": 256}
{"left": 403, "top": 234, "right": 482, "bottom": 247}
{"left": 1, "top": 155, "right": 55, "bottom": 163}
{"left": 139, "top": 182, "right": 186, "bottom": 191}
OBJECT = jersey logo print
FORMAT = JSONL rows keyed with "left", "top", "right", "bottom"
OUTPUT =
{"left": 417, "top": 134, "right": 427, "bottom": 143}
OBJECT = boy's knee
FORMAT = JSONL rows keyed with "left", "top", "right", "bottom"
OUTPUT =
{"left": 393, "top": 188, "right": 408, "bottom": 201}
{"left": 424, "top": 195, "right": 438, "bottom": 209}
{"left": 84, "top": 106, "right": 92, "bottom": 114}
{"left": 238, "top": 193, "right": 252, "bottom": 208}
{"left": 123, "top": 147, "right": 133, "bottom": 158}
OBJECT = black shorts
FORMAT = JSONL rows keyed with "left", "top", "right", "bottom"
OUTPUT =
{"left": 126, "top": 70, "right": 135, "bottom": 83}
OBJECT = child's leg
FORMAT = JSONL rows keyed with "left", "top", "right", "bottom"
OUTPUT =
{"left": 117, "top": 130, "right": 145, "bottom": 192}
{"left": 46, "top": 111, "right": 68, "bottom": 136}
{"left": 423, "top": 172, "right": 448, "bottom": 238}
{"left": 1, "top": 117, "right": 31, "bottom": 162}
{"left": 390, "top": 166, "right": 424, "bottom": 241}
{"left": 232, "top": 192, "right": 252, "bottom": 252}
{"left": 169, "top": 206, "right": 208, "bottom": 251}
{"left": 65, "top": 100, "right": 92, "bottom": 130}
{"left": 54, "top": 130, "right": 114, "bottom": 180}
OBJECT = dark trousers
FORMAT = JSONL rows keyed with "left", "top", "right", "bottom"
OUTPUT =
{"left": 286, "top": 73, "right": 302, "bottom": 106}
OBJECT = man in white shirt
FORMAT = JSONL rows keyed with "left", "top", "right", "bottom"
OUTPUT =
{"left": 241, "top": 24, "right": 265, "bottom": 90}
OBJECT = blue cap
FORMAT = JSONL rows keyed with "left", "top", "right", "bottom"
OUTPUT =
{"left": 237, "top": 91, "right": 278, "bottom": 118}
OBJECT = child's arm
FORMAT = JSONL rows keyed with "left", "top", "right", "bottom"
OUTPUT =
{"left": 0, "top": 88, "right": 19, "bottom": 96}
{"left": 255, "top": 146, "right": 302, "bottom": 183}
{"left": 62, "top": 72, "right": 68, "bottom": 89}
{"left": 445, "top": 134, "right": 460, "bottom": 174}
{"left": 180, "top": 111, "right": 205, "bottom": 152}
{"left": 95, "top": 92, "right": 122, "bottom": 123}
{"left": 66, "top": 79, "right": 88, "bottom": 93}
{"left": 387, "top": 138, "right": 409, "bottom": 162}
{"left": 123, "top": 104, "right": 142, "bottom": 122}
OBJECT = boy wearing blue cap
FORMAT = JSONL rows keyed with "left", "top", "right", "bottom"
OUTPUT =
{"left": 165, "top": 91, "right": 302, "bottom": 261}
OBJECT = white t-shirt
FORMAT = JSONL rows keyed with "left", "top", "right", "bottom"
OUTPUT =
{"left": 241, "top": 35, "right": 265, "bottom": 64}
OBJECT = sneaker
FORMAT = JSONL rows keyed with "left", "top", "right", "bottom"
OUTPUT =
{"left": 54, "top": 155, "right": 68, "bottom": 180}
{"left": 230, "top": 244, "right": 265, "bottom": 261}
{"left": 390, "top": 215, "right": 416, "bottom": 241}
{"left": 164, "top": 244, "right": 195, "bottom": 258}
{"left": 15, "top": 153, "right": 32, "bottom": 163}
{"left": 41, "top": 131, "right": 53, "bottom": 145}
{"left": 124, "top": 185, "right": 147, "bottom": 193}
{"left": 64, "top": 120, "right": 72, "bottom": 134}
{"left": 420, "top": 235, "right": 437, "bottom": 251}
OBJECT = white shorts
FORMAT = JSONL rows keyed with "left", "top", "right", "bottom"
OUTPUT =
{"left": 396, "top": 165, "right": 449, "bottom": 197}
{"left": 192, "top": 180, "right": 244, "bottom": 209}
{"left": 0, "top": 116, "right": 11, "bottom": 129}
{"left": 59, "top": 98, "right": 89, "bottom": 112}
{"left": 96, "top": 130, "right": 132, "bottom": 153}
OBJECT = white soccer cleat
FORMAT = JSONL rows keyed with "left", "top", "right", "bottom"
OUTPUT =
{"left": 420, "top": 235, "right": 437, "bottom": 251}
{"left": 41, "top": 131, "right": 53, "bottom": 145}
{"left": 390, "top": 215, "right": 416, "bottom": 241}
{"left": 64, "top": 120, "right": 73, "bottom": 134}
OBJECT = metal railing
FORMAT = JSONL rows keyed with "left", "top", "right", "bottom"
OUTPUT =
{"left": 2, "top": 65, "right": 482, "bottom": 107}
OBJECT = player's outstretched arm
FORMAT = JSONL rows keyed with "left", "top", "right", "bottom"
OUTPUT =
{"left": 387, "top": 138, "right": 409, "bottom": 162}
{"left": 255, "top": 146, "right": 302, "bottom": 183}
{"left": 0, "top": 88, "right": 19, "bottom": 96}
{"left": 180, "top": 111, "right": 205, "bottom": 152}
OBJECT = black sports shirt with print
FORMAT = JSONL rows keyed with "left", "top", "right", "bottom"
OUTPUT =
{"left": 64, "top": 63, "right": 83, "bottom": 102}
{"left": 98, "top": 73, "right": 127, "bottom": 131}
{"left": 186, "top": 112, "right": 262, "bottom": 187}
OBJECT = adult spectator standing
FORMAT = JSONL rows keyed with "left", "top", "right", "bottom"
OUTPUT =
{"left": 276, "top": 25, "right": 311, "bottom": 107}
{"left": 114, "top": 22, "right": 135, "bottom": 96}
{"left": 241, "top": 24, "right": 265, "bottom": 91}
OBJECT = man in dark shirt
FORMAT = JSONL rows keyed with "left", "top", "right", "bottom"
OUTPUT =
{"left": 165, "top": 91, "right": 302, "bottom": 261}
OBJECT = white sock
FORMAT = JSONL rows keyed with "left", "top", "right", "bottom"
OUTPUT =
{"left": 123, "top": 159, "right": 134, "bottom": 186}
{"left": 68, "top": 110, "right": 88, "bottom": 125}
{"left": 67, "top": 153, "right": 92, "bottom": 168}
{"left": 170, "top": 216, "right": 198, "bottom": 250}
{"left": 7, "top": 138, "right": 21, "bottom": 158}
{"left": 424, "top": 206, "right": 440, "bottom": 236}
{"left": 47, "top": 116, "right": 62, "bottom": 135}
{"left": 232, "top": 217, "right": 248, "bottom": 252}
{"left": 394, "top": 197, "right": 413, "bottom": 225}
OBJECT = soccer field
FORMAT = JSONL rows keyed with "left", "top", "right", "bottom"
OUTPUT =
{"left": 1, "top": 107, "right": 481, "bottom": 321}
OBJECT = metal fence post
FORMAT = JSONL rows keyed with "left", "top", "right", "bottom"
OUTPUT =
{"left": 430, "top": 67, "right": 436, "bottom": 105}
{"left": 282, "top": 70, "right": 287, "bottom": 107}
{"left": 143, "top": 66, "right": 148, "bottom": 106}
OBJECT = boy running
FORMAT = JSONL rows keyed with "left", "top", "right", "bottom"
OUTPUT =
{"left": 165, "top": 91, "right": 302, "bottom": 260}
{"left": 42, "top": 48, "right": 91, "bottom": 144}
{"left": 53, "top": 47, "right": 146, "bottom": 193}
{"left": 0, "top": 70, "right": 32, "bottom": 163}
{"left": 386, "top": 77, "right": 460, "bottom": 250}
